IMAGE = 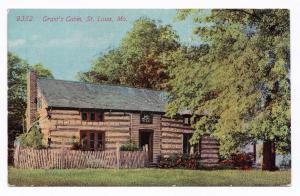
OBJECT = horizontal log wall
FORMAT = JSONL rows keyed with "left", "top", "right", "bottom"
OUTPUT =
{"left": 36, "top": 106, "right": 220, "bottom": 166}
{"left": 37, "top": 90, "right": 51, "bottom": 144}
{"left": 14, "top": 148, "right": 148, "bottom": 169}
{"left": 48, "top": 110, "right": 131, "bottom": 149}
{"left": 131, "top": 113, "right": 161, "bottom": 163}
{"left": 160, "top": 117, "right": 194, "bottom": 155}
{"left": 199, "top": 135, "right": 220, "bottom": 167}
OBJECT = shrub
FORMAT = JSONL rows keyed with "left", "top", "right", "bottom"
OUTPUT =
{"left": 17, "top": 125, "right": 45, "bottom": 149}
{"left": 157, "top": 153, "right": 201, "bottom": 169}
{"left": 120, "top": 139, "right": 140, "bottom": 151}
{"left": 70, "top": 136, "right": 82, "bottom": 150}
{"left": 220, "top": 152, "right": 254, "bottom": 170}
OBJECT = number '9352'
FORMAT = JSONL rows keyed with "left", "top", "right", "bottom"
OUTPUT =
{"left": 16, "top": 16, "right": 33, "bottom": 22}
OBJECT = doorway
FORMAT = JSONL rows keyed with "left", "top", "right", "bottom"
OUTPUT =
{"left": 139, "top": 130, "right": 153, "bottom": 162}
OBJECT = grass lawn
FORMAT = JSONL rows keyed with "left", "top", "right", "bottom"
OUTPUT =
{"left": 8, "top": 167, "right": 291, "bottom": 186}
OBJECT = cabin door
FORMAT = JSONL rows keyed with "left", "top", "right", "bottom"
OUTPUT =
{"left": 139, "top": 130, "right": 153, "bottom": 162}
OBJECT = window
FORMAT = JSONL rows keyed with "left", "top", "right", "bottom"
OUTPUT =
{"left": 97, "top": 112, "right": 104, "bottom": 122}
{"left": 183, "top": 133, "right": 200, "bottom": 154}
{"left": 81, "top": 111, "right": 104, "bottom": 122}
{"left": 82, "top": 112, "right": 88, "bottom": 121}
{"left": 80, "top": 130, "right": 105, "bottom": 151}
{"left": 183, "top": 117, "right": 191, "bottom": 125}
{"left": 97, "top": 133, "right": 103, "bottom": 149}
{"left": 81, "top": 132, "right": 87, "bottom": 149}
{"left": 183, "top": 133, "right": 192, "bottom": 154}
{"left": 140, "top": 112, "right": 153, "bottom": 124}
{"left": 90, "top": 112, "right": 95, "bottom": 121}
{"left": 89, "top": 132, "right": 95, "bottom": 150}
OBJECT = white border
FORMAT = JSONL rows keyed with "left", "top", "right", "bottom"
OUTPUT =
{"left": 1, "top": 1, "right": 300, "bottom": 196}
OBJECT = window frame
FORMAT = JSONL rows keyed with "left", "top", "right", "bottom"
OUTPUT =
{"left": 97, "top": 112, "right": 104, "bottom": 122}
{"left": 81, "top": 111, "right": 104, "bottom": 122}
{"left": 140, "top": 112, "right": 153, "bottom": 124}
{"left": 80, "top": 130, "right": 105, "bottom": 151}
{"left": 81, "top": 112, "right": 88, "bottom": 121}
{"left": 90, "top": 112, "right": 96, "bottom": 121}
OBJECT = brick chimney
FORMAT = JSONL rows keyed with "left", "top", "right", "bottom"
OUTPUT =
{"left": 26, "top": 70, "right": 37, "bottom": 130}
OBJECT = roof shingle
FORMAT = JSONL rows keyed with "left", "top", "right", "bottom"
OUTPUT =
{"left": 38, "top": 78, "right": 168, "bottom": 113}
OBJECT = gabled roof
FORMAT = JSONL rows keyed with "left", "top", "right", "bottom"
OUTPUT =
{"left": 37, "top": 78, "right": 168, "bottom": 113}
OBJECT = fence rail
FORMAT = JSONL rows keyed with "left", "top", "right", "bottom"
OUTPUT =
{"left": 14, "top": 146, "right": 148, "bottom": 169}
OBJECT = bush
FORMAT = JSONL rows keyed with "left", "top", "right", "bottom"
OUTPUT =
{"left": 220, "top": 152, "right": 254, "bottom": 170}
{"left": 120, "top": 139, "right": 140, "bottom": 151}
{"left": 17, "top": 125, "right": 45, "bottom": 149}
{"left": 70, "top": 136, "right": 82, "bottom": 150}
{"left": 157, "top": 153, "right": 201, "bottom": 169}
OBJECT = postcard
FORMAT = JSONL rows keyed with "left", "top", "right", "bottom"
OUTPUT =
{"left": 7, "top": 9, "right": 291, "bottom": 187}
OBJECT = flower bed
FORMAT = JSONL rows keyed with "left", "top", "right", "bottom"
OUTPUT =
{"left": 157, "top": 153, "right": 201, "bottom": 169}
{"left": 220, "top": 152, "right": 255, "bottom": 170}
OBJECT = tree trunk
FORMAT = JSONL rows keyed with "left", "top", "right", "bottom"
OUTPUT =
{"left": 262, "top": 140, "right": 276, "bottom": 171}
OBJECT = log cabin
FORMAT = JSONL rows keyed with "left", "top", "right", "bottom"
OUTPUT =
{"left": 26, "top": 71, "right": 219, "bottom": 164}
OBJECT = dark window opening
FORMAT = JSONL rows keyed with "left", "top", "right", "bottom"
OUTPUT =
{"left": 183, "top": 133, "right": 200, "bottom": 154}
{"left": 80, "top": 130, "right": 105, "bottom": 151}
{"left": 97, "top": 133, "right": 103, "bottom": 149}
{"left": 82, "top": 112, "right": 88, "bottom": 121}
{"left": 97, "top": 112, "right": 104, "bottom": 122}
{"left": 81, "top": 132, "right": 87, "bottom": 149}
{"left": 183, "top": 133, "right": 192, "bottom": 154}
{"left": 89, "top": 132, "right": 95, "bottom": 150}
{"left": 90, "top": 112, "right": 95, "bottom": 121}
{"left": 81, "top": 111, "right": 104, "bottom": 122}
{"left": 140, "top": 112, "right": 153, "bottom": 124}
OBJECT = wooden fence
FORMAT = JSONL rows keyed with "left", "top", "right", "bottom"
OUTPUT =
{"left": 13, "top": 146, "right": 149, "bottom": 169}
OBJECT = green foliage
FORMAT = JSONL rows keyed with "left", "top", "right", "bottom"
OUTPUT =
{"left": 70, "top": 136, "right": 81, "bottom": 150}
{"left": 220, "top": 152, "right": 255, "bottom": 170}
{"left": 167, "top": 9, "right": 290, "bottom": 157}
{"left": 8, "top": 52, "right": 54, "bottom": 147}
{"left": 8, "top": 53, "right": 29, "bottom": 147}
{"left": 31, "top": 63, "right": 54, "bottom": 79}
{"left": 17, "top": 124, "right": 45, "bottom": 149}
{"left": 77, "top": 17, "right": 180, "bottom": 90}
{"left": 157, "top": 153, "right": 201, "bottom": 169}
{"left": 119, "top": 139, "right": 140, "bottom": 151}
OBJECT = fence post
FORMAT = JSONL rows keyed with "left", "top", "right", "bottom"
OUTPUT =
{"left": 190, "top": 146, "right": 194, "bottom": 155}
{"left": 14, "top": 142, "right": 20, "bottom": 168}
{"left": 144, "top": 144, "right": 148, "bottom": 166}
{"left": 116, "top": 142, "right": 120, "bottom": 169}
{"left": 61, "top": 138, "right": 67, "bottom": 169}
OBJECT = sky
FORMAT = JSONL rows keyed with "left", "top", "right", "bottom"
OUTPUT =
{"left": 8, "top": 9, "right": 200, "bottom": 80}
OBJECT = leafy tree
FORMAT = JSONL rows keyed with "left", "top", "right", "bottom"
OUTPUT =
{"left": 31, "top": 63, "right": 54, "bottom": 79}
{"left": 8, "top": 52, "right": 29, "bottom": 148}
{"left": 77, "top": 17, "right": 180, "bottom": 90}
{"left": 8, "top": 52, "right": 54, "bottom": 148}
{"left": 166, "top": 9, "right": 290, "bottom": 170}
